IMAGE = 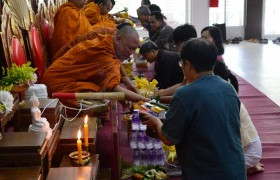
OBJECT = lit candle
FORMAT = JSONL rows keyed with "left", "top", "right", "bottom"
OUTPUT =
{"left": 77, "top": 129, "right": 83, "bottom": 164}
{"left": 84, "top": 115, "right": 89, "bottom": 147}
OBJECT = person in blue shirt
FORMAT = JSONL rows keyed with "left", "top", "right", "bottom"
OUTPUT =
{"left": 141, "top": 38, "right": 246, "bottom": 180}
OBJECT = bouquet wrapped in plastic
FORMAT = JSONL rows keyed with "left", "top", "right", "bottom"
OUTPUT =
{"left": 134, "top": 76, "right": 158, "bottom": 98}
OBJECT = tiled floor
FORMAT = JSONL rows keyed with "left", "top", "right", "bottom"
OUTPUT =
{"left": 224, "top": 41, "right": 280, "bottom": 106}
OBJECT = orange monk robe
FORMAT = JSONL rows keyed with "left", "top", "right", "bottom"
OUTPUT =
{"left": 101, "top": 14, "right": 117, "bottom": 29}
{"left": 42, "top": 30, "right": 120, "bottom": 107}
{"left": 82, "top": 2, "right": 116, "bottom": 30}
{"left": 50, "top": 2, "right": 92, "bottom": 59}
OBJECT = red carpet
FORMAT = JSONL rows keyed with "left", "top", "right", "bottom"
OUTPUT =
{"left": 236, "top": 75, "right": 280, "bottom": 180}
{"left": 96, "top": 72, "right": 280, "bottom": 180}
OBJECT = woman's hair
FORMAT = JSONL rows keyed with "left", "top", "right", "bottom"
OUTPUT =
{"left": 150, "top": 11, "right": 166, "bottom": 21}
{"left": 201, "top": 26, "right": 224, "bottom": 55}
{"left": 137, "top": 5, "right": 150, "bottom": 16}
{"left": 172, "top": 24, "right": 197, "bottom": 44}
{"left": 111, "top": 0, "right": 115, "bottom": 6}
{"left": 213, "top": 61, "right": 239, "bottom": 93}
{"left": 139, "top": 41, "right": 159, "bottom": 54}
{"left": 180, "top": 38, "right": 217, "bottom": 73}
{"left": 141, "top": 0, "right": 151, "bottom": 6}
{"left": 149, "top": 4, "right": 161, "bottom": 12}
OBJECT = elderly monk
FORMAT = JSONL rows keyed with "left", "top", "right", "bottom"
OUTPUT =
{"left": 50, "top": 0, "right": 91, "bottom": 59}
{"left": 83, "top": 0, "right": 116, "bottom": 30}
{"left": 42, "top": 26, "right": 149, "bottom": 106}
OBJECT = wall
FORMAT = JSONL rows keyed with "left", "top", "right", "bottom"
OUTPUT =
{"left": 189, "top": 0, "right": 245, "bottom": 39}
{"left": 190, "top": 0, "right": 209, "bottom": 34}
{"left": 227, "top": 26, "right": 245, "bottom": 39}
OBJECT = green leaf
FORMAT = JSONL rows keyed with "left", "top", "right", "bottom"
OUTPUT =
{"left": 0, "top": 62, "right": 37, "bottom": 86}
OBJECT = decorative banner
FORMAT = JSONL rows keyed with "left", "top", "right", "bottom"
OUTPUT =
{"left": 210, "top": 0, "right": 219, "bottom": 7}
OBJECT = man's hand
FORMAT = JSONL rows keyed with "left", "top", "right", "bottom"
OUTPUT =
{"left": 139, "top": 111, "right": 162, "bottom": 130}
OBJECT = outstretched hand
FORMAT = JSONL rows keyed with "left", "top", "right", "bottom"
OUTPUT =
{"left": 139, "top": 111, "right": 161, "bottom": 129}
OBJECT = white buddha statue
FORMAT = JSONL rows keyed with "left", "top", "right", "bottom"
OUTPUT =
{"left": 28, "top": 92, "right": 52, "bottom": 140}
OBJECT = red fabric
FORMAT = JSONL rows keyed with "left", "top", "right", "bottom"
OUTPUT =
{"left": 235, "top": 74, "right": 280, "bottom": 180}
{"left": 210, "top": 0, "right": 219, "bottom": 7}
{"left": 52, "top": 92, "right": 76, "bottom": 99}
{"left": 30, "top": 26, "right": 45, "bottom": 81}
{"left": 12, "top": 37, "right": 27, "bottom": 66}
{"left": 43, "top": 19, "right": 52, "bottom": 45}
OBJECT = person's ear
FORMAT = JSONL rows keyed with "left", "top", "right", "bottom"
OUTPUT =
{"left": 187, "top": 61, "right": 193, "bottom": 71}
{"left": 184, "top": 60, "right": 192, "bottom": 71}
{"left": 115, "top": 35, "right": 121, "bottom": 45}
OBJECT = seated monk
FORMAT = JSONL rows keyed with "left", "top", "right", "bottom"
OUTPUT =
{"left": 50, "top": 0, "right": 92, "bottom": 59}
{"left": 83, "top": 0, "right": 116, "bottom": 30}
{"left": 42, "top": 26, "right": 149, "bottom": 107}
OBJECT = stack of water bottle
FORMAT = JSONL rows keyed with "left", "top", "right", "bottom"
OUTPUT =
{"left": 130, "top": 110, "right": 165, "bottom": 166}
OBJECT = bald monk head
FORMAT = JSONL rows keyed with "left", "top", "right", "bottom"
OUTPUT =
{"left": 93, "top": 0, "right": 113, "bottom": 15}
{"left": 69, "top": 0, "right": 88, "bottom": 8}
{"left": 114, "top": 25, "right": 139, "bottom": 60}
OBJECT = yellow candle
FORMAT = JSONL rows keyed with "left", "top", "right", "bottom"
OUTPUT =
{"left": 84, "top": 115, "right": 89, "bottom": 147}
{"left": 77, "top": 129, "right": 83, "bottom": 164}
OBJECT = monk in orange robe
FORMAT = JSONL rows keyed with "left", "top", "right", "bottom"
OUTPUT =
{"left": 83, "top": 0, "right": 116, "bottom": 30}
{"left": 42, "top": 26, "right": 149, "bottom": 106}
{"left": 50, "top": 0, "right": 92, "bottom": 59}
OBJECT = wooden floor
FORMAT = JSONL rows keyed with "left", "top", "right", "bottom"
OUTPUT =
{"left": 223, "top": 41, "right": 280, "bottom": 106}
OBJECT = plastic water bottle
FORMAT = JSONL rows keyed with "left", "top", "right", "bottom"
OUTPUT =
{"left": 153, "top": 138, "right": 162, "bottom": 149}
{"left": 150, "top": 149, "right": 157, "bottom": 166}
{"left": 132, "top": 110, "right": 140, "bottom": 130}
{"left": 140, "top": 149, "right": 148, "bottom": 165}
{"left": 137, "top": 131, "right": 146, "bottom": 149}
{"left": 140, "top": 123, "right": 147, "bottom": 131}
{"left": 156, "top": 149, "right": 165, "bottom": 166}
{"left": 130, "top": 130, "right": 138, "bottom": 149}
{"left": 133, "top": 149, "right": 140, "bottom": 165}
{"left": 144, "top": 134, "right": 153, "bottom": 150}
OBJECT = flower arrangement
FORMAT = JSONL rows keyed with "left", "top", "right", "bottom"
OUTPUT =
{"left": 0, "top": 90, "right": 14, "bottom": 115}
{"left": 134, "top": 76, "right": 158, "bottom": 98}
{"left": 0, "top": 62, "right": 37, "bottom": 88}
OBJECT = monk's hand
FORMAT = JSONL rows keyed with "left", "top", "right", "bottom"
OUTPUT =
{"left": 127, "top": 82, "right": 139, "bottom": 93}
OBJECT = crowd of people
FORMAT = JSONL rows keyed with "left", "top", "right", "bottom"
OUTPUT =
{"left": 42, "top": 0, "right": 264, "bottom": 179}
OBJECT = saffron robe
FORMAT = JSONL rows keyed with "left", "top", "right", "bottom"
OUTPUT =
{"left": 42, "top": 29, "right": 120, "bottom": 106}
{"left": 83, "top": 2, "right": 116, "bottom": 30}
{"left": 50, "top": 2, "right": 92, "bottom": 59}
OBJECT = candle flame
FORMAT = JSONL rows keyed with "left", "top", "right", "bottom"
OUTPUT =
{"left": 77, "top": 129, "right": 81, "bottom": 140}
{"left": 84, "top": 115, "right": 88, "bottom": 125}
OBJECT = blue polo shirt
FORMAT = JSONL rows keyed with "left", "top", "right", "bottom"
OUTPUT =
{"left": 162, "top": 74, "right": 246, "bottom": 180}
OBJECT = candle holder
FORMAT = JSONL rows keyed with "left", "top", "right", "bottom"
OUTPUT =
{"left": 69, "top": 151, "right": 91, "bottom": 166}
{"left": 84, "top": 146, "right": 89, "bottom": 152}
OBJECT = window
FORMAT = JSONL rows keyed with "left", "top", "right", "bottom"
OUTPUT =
{"left": 264, "top": 0, "right": 280, "bottom": 35}
{"left": 111, "top": 0, "right": 187, "bottom": 27}
{"left": 209, "top": 0, "right": 244, "bottom": 26}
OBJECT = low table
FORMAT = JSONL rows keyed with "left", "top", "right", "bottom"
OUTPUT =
{"left": 47, "top": 167, "right": 92, "bottom": 180}
{"left": 0, "top": 166, "right": 42, "bottom": 180}
{"left": 0, "top": 132, "right": 48, "bottom": 179}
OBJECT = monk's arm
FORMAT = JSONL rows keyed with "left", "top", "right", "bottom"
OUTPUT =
{"left": 120, "top": 65, "right": 138, "bottom": 93}
{"left": 113, "top": 85, "right": 149, "bottom": 102}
